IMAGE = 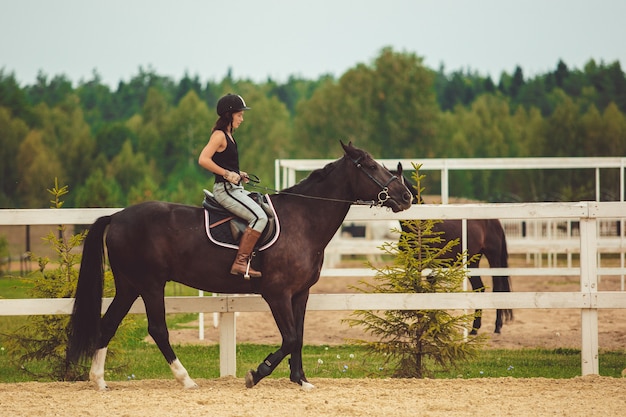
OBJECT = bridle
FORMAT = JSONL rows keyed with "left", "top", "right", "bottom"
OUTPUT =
{"left": 349, "top": 155, "right": 402, "bottom": 207}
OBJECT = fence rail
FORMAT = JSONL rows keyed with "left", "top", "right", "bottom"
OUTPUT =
{"left": 1, "top": 201, "right": 626, "bottom": 377}
{"left": 276, "top": 156, "right": 626, "bottom": 203}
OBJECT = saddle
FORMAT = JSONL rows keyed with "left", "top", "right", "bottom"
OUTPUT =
{"left": 202, "top": 189, "right": 278, "bottom": 250}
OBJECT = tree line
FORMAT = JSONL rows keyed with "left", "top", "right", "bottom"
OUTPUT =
{"left": 1, "top": 47, "right": 625, "bottom": 209}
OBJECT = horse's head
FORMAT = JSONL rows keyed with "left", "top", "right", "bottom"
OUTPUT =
{"left": 340, "top": 141, "right": 412, "bottom": 213}
{"left": 397, "top": 165, "right": 421, "bottom": 204}
{"left": 390, "top": 163, "right": 421, "bottom": 204}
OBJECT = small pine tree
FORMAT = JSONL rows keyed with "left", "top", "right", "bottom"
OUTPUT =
{"left": 346, "top": 165, "right": 487, "bottom": 378}
{"left": 2, "top": 179, "right": 120, "bottom": 381}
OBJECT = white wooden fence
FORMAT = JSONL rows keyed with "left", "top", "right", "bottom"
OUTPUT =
{"left": 275, "top": 156, "right": 626, "bottom": 204}
{"left": 1, "top": 202, "right": 626, "bottom": 377}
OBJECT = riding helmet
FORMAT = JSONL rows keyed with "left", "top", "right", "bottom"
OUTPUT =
{"left": 216, "top": 94, "right": 251, "bottom": 116}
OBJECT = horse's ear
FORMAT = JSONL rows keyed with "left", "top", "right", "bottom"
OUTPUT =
{"left": 397, "top": 162, "right": 403, "bottom": 176}
{"left": 340, "top": 140, "right": 355, "bottom": 156}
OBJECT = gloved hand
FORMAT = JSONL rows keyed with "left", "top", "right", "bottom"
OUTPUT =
{"left": 223, "top": 170, "right": 241, "bottom": 184}
{"left": 240, "top": 171, "right": 250, "bottom": 183}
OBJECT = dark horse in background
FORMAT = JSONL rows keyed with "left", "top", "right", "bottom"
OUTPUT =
{"left": 401, "top": 173, "right": 513, "bottom": 334}
{"left": 66, "top": 142, "right": 412, "bottom": 390}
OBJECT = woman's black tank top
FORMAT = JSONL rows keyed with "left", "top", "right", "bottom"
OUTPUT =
{"left": 213, "top": 130, "right": 240, "bottom": 183}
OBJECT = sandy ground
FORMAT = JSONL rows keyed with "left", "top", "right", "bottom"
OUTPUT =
{"left": 2, "top": 257, "right": 626, "bottom": 416}
{"left": 1, "top": 376, "right": 625, "bottom": 417}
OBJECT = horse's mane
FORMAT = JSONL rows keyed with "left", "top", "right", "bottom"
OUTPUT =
{"left": 280, "top": 156, "right": 343, "bottom": 195}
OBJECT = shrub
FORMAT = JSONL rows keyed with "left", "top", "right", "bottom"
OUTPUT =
{"left": 345, "top": 165, "right": 487, "bottom": 378}
{"left": 1, "top": 179, "right": 124, "bottom": 381}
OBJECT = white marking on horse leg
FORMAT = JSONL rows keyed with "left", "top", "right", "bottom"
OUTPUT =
{"left": 170, "top": 358, "right": 198, "bottom": 389}
{"left": 89, "top": 347, "right": 109, "bottom": 391}
{"left": 301, "top": 381, "right": 315, "bottom": 391}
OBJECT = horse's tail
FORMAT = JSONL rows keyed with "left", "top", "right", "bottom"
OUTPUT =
{"left": 493, "top": 220, "right": 514, "bottom": 322}
{"left": 66, "top": 215, "right": 112, "bottom": 364}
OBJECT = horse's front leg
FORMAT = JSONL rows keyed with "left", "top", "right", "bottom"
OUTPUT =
{"left": 468, "top": 276, "right": 485, "bottom": 335}
{"left": 245, "top": 295, "right": 291, "bottom": 388}
{"left": 245, "top": 349, "right": 287, "bottom": 388}
{"left": 245, "top": 293, "right": 313, "bottom": 389}
{"left": 287, "top": 291, "right": 314, "bottom": 390}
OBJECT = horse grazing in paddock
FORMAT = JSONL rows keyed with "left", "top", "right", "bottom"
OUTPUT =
{"left": 400, "top": 173, "right": 513, "bottom": 334}
{"left": 65, "top": 141, "right": 412, "bottom": 390}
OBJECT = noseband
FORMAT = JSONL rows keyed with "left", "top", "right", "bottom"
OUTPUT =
{"left": 350, "top": 155, "right": 401, "bottom": 207}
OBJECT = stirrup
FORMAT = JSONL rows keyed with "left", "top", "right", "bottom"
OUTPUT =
{"left": 243, "top": 258, "right": 261, "bottom": 279}
{"left": 244, "top": 259, "right": 251, "bottom": 279}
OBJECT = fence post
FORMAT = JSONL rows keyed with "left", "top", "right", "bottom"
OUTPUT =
{"left": 219, "top": 311, "right": 237, "bottom": 377}
{"left": 579, "top": 207, "right": 599, "bottom": 375}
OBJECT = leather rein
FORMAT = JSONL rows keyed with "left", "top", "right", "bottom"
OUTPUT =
{"left": 247, "top": 155, "right": 402, "bottom": 208}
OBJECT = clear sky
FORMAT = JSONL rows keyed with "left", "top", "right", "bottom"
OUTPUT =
{"left": 1, "top": 0, "right": 624, "bottom": 88}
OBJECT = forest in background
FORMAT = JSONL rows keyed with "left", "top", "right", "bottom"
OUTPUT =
{"left": 1, "top": 47, "right": 626, "bottom": 209}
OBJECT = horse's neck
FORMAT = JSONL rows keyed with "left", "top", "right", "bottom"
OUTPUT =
{"left": 279, "top": 175, "right": 354, "bottom": 245}
{"left": 289, "top": 195, "right": 351, "bottom": 240}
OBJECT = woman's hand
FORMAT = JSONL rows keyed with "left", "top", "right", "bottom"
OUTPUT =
{"left": 223, "top": 170, "right": 241, "bottom": 184}
{"left": 240, "top": 171, "right": 250, "bottom": 183}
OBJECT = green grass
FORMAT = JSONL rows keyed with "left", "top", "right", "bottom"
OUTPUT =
{"left": 0, "top": 274, "right": 199, "bottom": 299}
{"left": 0, "top": 274, "right": 34, "bottom": 299}
{"left": 1, "top": 314, "right": 625, "bottom": 383}
{"left": 2, "top": 273, "right": 625, "bottom": 383}
{"left": 1, "top": 338, "right": 625, "bottom": 383}
{"left": 0, "top": 275, "right": 34, "bottom": 335}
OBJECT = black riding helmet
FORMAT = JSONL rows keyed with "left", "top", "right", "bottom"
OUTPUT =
{"left": 216, "top": 94, "right": 251, "bottom": 116}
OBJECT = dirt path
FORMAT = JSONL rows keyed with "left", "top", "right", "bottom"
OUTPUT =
{"left": 1, "top": 376, "right": 624, "bottom": 417}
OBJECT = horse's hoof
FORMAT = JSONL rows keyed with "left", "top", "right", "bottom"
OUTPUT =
{"left": 300, "top": 381, "right": 315, "bottom": 391}
{"left": 91, "top": 378, "right": 109, "bottom": 391}
{"left": 184, "top": 381, "right": 199, "bottom": 390}
{"left": 245, "top": 370, "right": 256, "bottom": 388}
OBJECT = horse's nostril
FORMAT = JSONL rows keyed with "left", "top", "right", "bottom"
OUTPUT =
{"left": 403, "top": 192, "right": 411, "bottom": 203}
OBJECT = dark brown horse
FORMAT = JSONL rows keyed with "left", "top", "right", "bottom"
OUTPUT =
{"left": 401, "top": 174, "right": 513, "bottom": 334}
{"left": 66, "top": 141, "right": 412, "bottom": 390}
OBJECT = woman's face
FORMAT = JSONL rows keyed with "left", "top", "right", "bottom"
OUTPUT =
{"left": 232, "top": 111, "right": 244, "bottom": 130}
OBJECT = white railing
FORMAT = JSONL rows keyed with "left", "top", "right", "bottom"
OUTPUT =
{"left": 328, "top": 224, "right": 626, "bottom": 271}
{"left": 275, "top": 156, "right": 626, "bottom": 203}
{"left": 1, "top": 202, "right": 626, "bottom": 377}
{"left": 282, "top": 155, "right": 626, "bottom": 274}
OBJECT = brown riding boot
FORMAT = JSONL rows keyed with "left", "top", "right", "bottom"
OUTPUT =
{"left": 230, "top": 227, "right": 262, "bottom": 278}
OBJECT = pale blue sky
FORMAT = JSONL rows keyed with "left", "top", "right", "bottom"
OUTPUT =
{"left": 1, "top": 0, "right": 624, "bottom": 88}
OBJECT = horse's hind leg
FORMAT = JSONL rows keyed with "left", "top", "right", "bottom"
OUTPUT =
{"left": 142, "top": 291, "right": 198, "bottom": 389}
{"left": 494, "top": 305, "right": 513, "bottom": 333}
{"left": 493, "top": 276, "right": 513, "bottom": 334}
{"left": 495, "top": 309, "right": 503, "bottom": 334}
{"left": 90, "top": 286, "right": 138, "bottom": 390}
{"left": 90, "top": 347, "right": 109, "bottom": 391}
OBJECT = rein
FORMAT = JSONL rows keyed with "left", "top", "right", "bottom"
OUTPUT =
{"left": 248, "top": 182, "right": 366, "bottom": 205}
{"left": 246, "top": 155, "right": 401, "bottom": 208}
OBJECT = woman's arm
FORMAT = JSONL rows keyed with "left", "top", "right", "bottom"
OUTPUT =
{"left": 198, "top": 130, "right": 240, "bottom": 183}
